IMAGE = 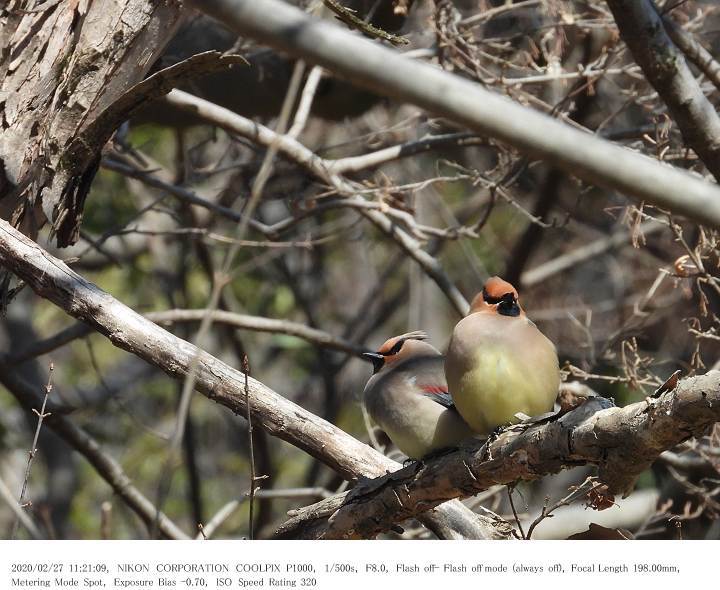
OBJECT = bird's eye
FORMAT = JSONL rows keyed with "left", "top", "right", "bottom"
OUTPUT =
{"left": 482, "top": 288, "right": 503, "bottom": 304}
{"left": 483, "top": 289, "right": 518, "bottom": 307}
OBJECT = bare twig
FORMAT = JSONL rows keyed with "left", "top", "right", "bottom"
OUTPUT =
{"left": 0, "top": 474, "right": 42, "bottom": 539}
{"left": 11, "top": 363, "right": 54, "bottom": 539}
{"left": 506, "top": 486, "right": 527, "bottom": 539}
{"left": 459, "top": 0, "right": 542, "bottom": 29}
{"left": 0, "top": 361, "right": 188, "bottom": 539}
{"left": 7, "top": 323, "right": 92, "bottom": 365}
{"left": 153, "top": 61, "right": 307, "bottom": 531}
{"left": 327, "top": 133, "right": 487, "bottom": 174}
{"left": 257, "top": 487, "right": 333, "bottom": 500}
{"left": 243, "top": 355, "right": 257, "bottom": 540}
{"left": 147, "top": 309, "right": 368, "bottom": 357}
{"left": 288, "top": 65, "right": 324, "bottom": 138}
{"left": 7, "top": 309, "right": 368, "bottom": 367}
{"left": 606, "top": 0, "right": 720, "bottom": 181}
{"left": 165, "top": 89, "right": 469, "bottom": 315}
{"left": 520, "top": 221, "right": 664, "bottom": 288}
{"left": 525, "top": 477, "right": 602, "bottom": 539}
{"left": 322, "top": 0, "right": 409, "bottom": 45}
{"left": 100, "top": 501, "right": 112, "bottom": 540}
{"left": 196, "top": 500, "right": 243, "bottom": 540}
{"left": 194, "top": 487, "right": 334, "bottom": 540}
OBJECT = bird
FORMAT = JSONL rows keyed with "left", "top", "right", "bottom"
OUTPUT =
{"left": 362, "top": 331, "right": 475, "bottom": 460}
{"left": 444, "top": 276, "right": 560, "bottom": 435}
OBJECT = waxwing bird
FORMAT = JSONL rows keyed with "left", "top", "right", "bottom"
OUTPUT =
{"left": 362, "top": 331, "right": 474, "bottom": 460}
{"left": 445, "top": 277, "right": 560, "bottom": 435}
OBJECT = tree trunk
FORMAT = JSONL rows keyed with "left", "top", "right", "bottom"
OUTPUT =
{"left": 0, "top": 0, "right": 184, "bottom": 246}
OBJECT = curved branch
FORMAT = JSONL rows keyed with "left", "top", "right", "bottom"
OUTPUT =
{"left": 146, "top": 309, "right": 367, "bottom": 357}
{"left": 0, "top": 218, "right": 497, "bottom": 539}
{"left": 7, "top": 309, "right": 369, "bottom": 366}
{"left": 278, "top": 373, "right": 720, "bottom": 539}
{"left": 327, "top": 133, "right": 487, "bottom": 175}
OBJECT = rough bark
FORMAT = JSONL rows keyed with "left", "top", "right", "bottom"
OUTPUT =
{"left": 0, "top": 217, "right": 500, "bottom": 540}
{"left": 0, "top": 0, "right": 184, "bottom": 245}
{"left": 278, "top": 374, "right": 720, "bottom": 539}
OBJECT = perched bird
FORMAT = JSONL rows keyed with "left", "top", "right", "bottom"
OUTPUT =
{"left": 445, "top": 277, "right": 560, "bottom": 435}
{"left": 362, "top": 332, "right": 474, "bottom": 459}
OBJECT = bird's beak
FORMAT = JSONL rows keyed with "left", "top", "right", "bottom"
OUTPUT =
{"left": 362, "top": 352, "right": 386, "bottom": 374}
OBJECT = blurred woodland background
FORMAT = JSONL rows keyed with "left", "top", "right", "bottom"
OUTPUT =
{"left": 1, "top": 0, "right": 720, "bottom": 540}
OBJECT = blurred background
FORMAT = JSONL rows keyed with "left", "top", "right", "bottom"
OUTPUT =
{"left": 1, "top": 0, "right": 720, "bottom": 540}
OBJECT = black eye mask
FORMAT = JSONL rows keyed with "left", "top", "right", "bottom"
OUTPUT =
{"left": 362, "top": 339, "right": 407, "bottom": 374}
{"left": 481, "top": 287, "right": 503, "bottom": 304}
{"left": 483, "top": 289, "right": 521, "bottom": 316}
{"left": 386, "top": 338, "right": 406, "bottom": 356}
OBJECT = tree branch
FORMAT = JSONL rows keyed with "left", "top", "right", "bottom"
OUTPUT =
{"left": 662, "top": 11, "right": 720, "bottom": 94}
{"left": 0, "top": 217, "right": 498, "bottom": 539}
{"left": 7, "top": 309, "right": 369, "bottom": 366}
{"left": 520, "top": 221, "right": 664, "bottom": 288}
{"left": 0, "top": 361, "right": 188, "bottom": 540}
{"left": 277, "top": 372, "right": 720, "bottom": 539}
{"left": 149, "top": 310, "right": 366, "bottom": 357}
{"left": 165, "top": 89, "right": 469, "bottom": 315}
{"left": 0, "top": 473, "right": 43, "bottom": 539}
{"left": 606, "top": 0, "right": 720, "bottom": 181}
{"left": 7, "top": 323, "right": 93, "bottom": 365}
{"left": 185, "top": 0, "right": 720, "bottom": 228}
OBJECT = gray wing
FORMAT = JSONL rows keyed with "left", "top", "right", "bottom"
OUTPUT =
{"left": 408, "top": 354, "right": 457, "bottom": 410}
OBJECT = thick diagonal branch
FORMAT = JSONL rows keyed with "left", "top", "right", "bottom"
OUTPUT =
{"left": 606, "top": 0, "right": 720, "bottom": 181}
{"left": 185, "top": 0, "right": 720, "bottom": 228}
{"left": 278, "top": 373, "right": 720, "bottom": 539}
{"left": 662, "top": 13, "right": 720, "bottom": 94}
{"left": 0, "top": 218, "right": 498, "bottom": 539}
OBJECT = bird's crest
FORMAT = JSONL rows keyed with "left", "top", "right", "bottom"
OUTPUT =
{"left": 470, "top": 276, "right": 523, "bottom": 315}
{"left": 377, "top": 330, "right": 428, "bottom": 355}
{"left": 482, "top": 276, "right": 518, "bottom": 303}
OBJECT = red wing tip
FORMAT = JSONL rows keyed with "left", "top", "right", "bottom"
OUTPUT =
{"left": 420, "top": 385, "right": 449, "bottom": 395}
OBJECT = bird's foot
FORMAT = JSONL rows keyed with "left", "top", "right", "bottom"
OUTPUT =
{"left": 480, "top": 425, "right": 508, "bottom": 461}
{"left": 419, "top": 446, "right": 456, "bottom": 463}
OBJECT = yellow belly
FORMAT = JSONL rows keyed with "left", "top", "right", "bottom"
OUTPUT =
{"left": 452, "top": 348, "right": 558, "bottom": 434}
